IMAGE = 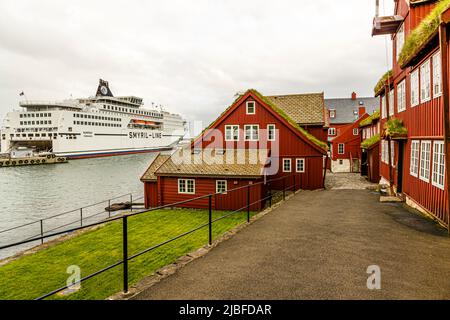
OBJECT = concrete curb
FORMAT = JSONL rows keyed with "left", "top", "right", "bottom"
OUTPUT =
{"left": 107, "top": 190, "right": 300, "bottom": 300}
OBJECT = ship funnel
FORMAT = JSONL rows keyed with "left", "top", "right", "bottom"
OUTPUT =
{"left": 96, "top": 79, "right": 114, "bottom": 97}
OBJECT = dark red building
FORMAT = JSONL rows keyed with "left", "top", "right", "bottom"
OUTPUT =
{"left": 141, "top": 89, "right": 329, "bottom": 210}
{"left": 360, "top": 110, "right": 381, "bottom": 183}
{"left": 372, "top": 0, "right": 450, "bottom": 227}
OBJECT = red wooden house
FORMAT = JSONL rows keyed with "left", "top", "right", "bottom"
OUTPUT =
{"left": 141, "top": 89, "right": 329, "bottom": 210}
{"left": 360, "top": 110, "right": 381, "bottom": 183}
{"left": 372, "top": 0, "right": 450, "bottom": 227}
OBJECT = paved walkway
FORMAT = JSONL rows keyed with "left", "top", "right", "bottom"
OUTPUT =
{"left": 325, "top": 171, "right": 376, "bottom": 190}
{"left": 133, "top": 189, "right": 450, "bottom": 300}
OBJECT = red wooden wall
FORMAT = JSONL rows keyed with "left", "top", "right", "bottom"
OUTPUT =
{"left": 144, "top": 181, "right": 158, "bottom": 208}
{"left": 331, "top": 114, "right": 368, "bottom": 161}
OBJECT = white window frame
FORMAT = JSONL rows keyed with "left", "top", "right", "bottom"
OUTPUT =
{"left": 420, "top": 60, "right": 431, "bottom": 103}
{"left": 178, "top": 179, "right": 195, "bottom": 194}
{"left": 329, "top": 109, "right": 336, "bottom": 118}
{"left": 419, "top": 140, "right": 432, "bottom": 182}
{"left": 389, "top": 89, "right": 395, "bottom": 116}
{"left": 224, "top": 125, "right": 239, "bottom": 141}
{"left": 410, "top": 140, "right": 420, "bottom": 177}
{"left": 411, "top": 69, "right": 419, "bottom": 107}
{"left": 433, "top": 51, "right": 442, "bottom": 97}
{"left": 338, "top": 143, "right": 345, "bottom": 155}
{"left": 216, "top": 180, "right": 227, "bottom": 194}
{"left": 244, "top": 124, "right": 259, "bottom": 141}
{"left": 397, "top": 79, "right": 406, "bottom": 113}
{"left": 246, "top": 101, "right": 256, "bottom": 115}
{"left": 296, "top": 158, "right": 305, "bottom": 173}
{"left": 432, "top": 141, "right": 445, "bottom": 190}
{"left": 267, "top": 124, "right": 276, "bottom": 141}
{"left": 390, "top": 140, "right": 395, "bottom": 167}
{"left": 283, "top": 158, "right": 292, "bottom": 172}
{"left": 328, "top": 127, "right": 336, "bottom": 136}
{"left": 381, "top": 95, "right": 387, "bottom": 119}
{"left": 353, "top": 128, "right": 358, "bottom": 136}
{"left": 396, "top": 23, "right": 405, "bottom": 61}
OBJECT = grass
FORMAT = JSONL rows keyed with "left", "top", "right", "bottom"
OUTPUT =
{"left": 374, "top": 70, "right": 392, "bottom": 96}
{"left": 0, "top": 208, "right": 256, "bottom": 300}
{"left": 384, "top": 118, "right": 408, "bottom": 138}
{"left": 359, "top": 110, "right": 380, "bottom": 127}
{"left": 361, "top": 134, "right": 381, "bottom": 149}
{"left": 398, "top": 0, "right": 450, "bottom": 68}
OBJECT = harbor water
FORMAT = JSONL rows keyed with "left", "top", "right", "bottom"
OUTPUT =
{"left": 0, "top": 152, "right": 158, "bottom": 259}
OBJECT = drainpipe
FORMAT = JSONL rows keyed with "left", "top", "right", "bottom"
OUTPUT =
{"left": 439, "top": 22, "right": 450, "bottom": 234}
{"left": 385, "top": 84, "right": 395, "bottom": 196}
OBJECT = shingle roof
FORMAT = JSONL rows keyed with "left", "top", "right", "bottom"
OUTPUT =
{"left": 264, "top": 93, "right": 325, "bottom": 125}
{"left": 140, "top": 153, "right": 171, "bottom": 181}
{"left": 325, "top": 97, "right": 379, "bottom": 124}
{"left": 155, "top": 148, "right": 268, "bottom": 178}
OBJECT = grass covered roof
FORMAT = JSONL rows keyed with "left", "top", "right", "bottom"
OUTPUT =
{"left": 360, "top": 109, "right": 380, "bottom": 127}
{"left": 398, "top": 0, "right": 450, "bottom": 68}
{"left": 361, "top": 134, "right": 381, "bottom": 149}
{"left": 374, "top": 70, "right": 393, "bottom": 96}
{"left": 383, "top": 118, "right": 408, "bottom": 138}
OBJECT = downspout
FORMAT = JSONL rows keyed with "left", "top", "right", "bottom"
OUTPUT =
{"left": 439, "top": 22, "right": 450, "bottom": 234}
{"left": 385, "top": 84, "right": 395, "bottom": 195}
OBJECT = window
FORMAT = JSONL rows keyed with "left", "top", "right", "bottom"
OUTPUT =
{"left": 353, "top": 128, "right": 358, "bottom": 136}
{"left": 329, "top": 109, "right": 336, "bottom": 118}
{"left": 225, "top": 125, "right": 239, "bottom": 141}
{"left": 296, "top": 158, "right": 305, "bottom": 173}
{"left": 178, "top": 179, "right": 195, "bottom": 194}
{"left": 381, "top": 95, "right": 387, "bottom": 119}
{"left": 339, "top": 159, "right": 344, "bottom": 165}
{"left": 246, "top": 101, "right": 256, "bottom": 114}
{"left": 388, "top": 89, "right": 395, "bottom": 116}
{"left": 381, "top": 140, "right": 389, "bottom": 164}
{"left": 391, "top": 140, "right": 395, "bottom": 167}
{"left": 328, "top": 128, "right": 336, "bottom": 136}
{"left": 397, "top": 80, "right": 406, "bottom": 112}
{"left": 410, "top": 140, "right": 420, "bottom": 177}
{"left": 396, "top": 23, "right": 405, "bottom": 61}
{"left": 432, "top": 141, "right": 445, "bottom": 189}
{"left": 244, "top": 125, "right": 259, "bottom": 141}
{"left": 419, "top": 141, "right": 432, "bottom": 182}
{"left": 338, "top": 143, "right": 344, "bottom": 154}
{"left": 267, "top": 124, "right": 276, "bottom": 141}
{"left": 216, "top": 180, "right": 227, "bottom": 194}
{"left": 411, "top": 69, "right": 419, "bottom": 107}
{"left": 420, "top": 60, "right": 431, "bottom": 102}
{"left": 283, "top": 158, "right": 291, "bottom": 172}
{"left": 433, "top": 51, "right": 442, "bottom": 97}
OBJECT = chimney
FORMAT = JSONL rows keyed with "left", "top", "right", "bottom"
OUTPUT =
{"left": 358, "top": 101, "right": 366, "bottom": 117}
{"left": 351, "top": 92, "right": 357, "bottom": 100}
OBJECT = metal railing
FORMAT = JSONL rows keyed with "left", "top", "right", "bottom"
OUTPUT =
{"left": 0, "top": 174, "right": 300, "bottom": 300}
{"left": 0, "top": 191, "right": 144, "bottom": 249}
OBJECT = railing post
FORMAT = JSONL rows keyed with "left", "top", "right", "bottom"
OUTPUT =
{"left": 108, "top": 199, "right": 111, "bottom": 218}
{"left": 130, "top": 194, "right": 133, "bottom": 212}
{"left": 40, "top": 219, "right": 44, "bottom": 244}
{"left": 123, "top": 215, "right": 128, "bottom": 293}
{"left": 80, "top": 208, "right": 83, "bottom": 227}
{"left": 283, "top": 177, "right": 286, "bottom": 200}
{"left": 208, "top": 195, "right": 212, "bottom": 245}
{"left": 247, "top": 185, "right": 250, "bottom": 223}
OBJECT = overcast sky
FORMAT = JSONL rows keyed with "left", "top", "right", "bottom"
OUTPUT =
{"left": 0, "top": 0, "right": 394, "bottom": 128}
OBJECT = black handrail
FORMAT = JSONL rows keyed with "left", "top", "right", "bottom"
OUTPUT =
{"left": 0, "top": 174, "right": 299, "bottom": 300}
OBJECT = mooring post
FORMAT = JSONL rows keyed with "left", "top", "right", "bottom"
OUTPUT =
{"left": 208, "top": 195, "right": 212, "bottom": 245}
{"left": 80, "top": 208, "right": 83, "bottom": 227}
{"left": 40, "top": 219, "right": 44, "bottom": 244}
{"left": 123, "top": 215, "right": 128, "bottom": 293}
{"left": 247, "top": 185, "right": 250, "bottom": 223}
{"left": 108, "top": 199, "right": 111, "bottom": 218}
{"left": 130, "top": 194, "right": 133, "bottom": 212}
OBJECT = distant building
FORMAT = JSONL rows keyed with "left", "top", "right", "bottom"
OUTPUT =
{"left": 325, "top": 92, "right": 378, "bottom": 172}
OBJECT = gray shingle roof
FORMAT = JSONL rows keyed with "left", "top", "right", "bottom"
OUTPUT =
{"left": 325, "top": 97, "right": 379, "bottom": 125}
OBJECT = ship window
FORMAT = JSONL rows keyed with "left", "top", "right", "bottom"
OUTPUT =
{"left": 20, "top": 114, "right": 23, "bottom": 118}
{"left": 20, "top": 121, "right": 23, "bottom": 125}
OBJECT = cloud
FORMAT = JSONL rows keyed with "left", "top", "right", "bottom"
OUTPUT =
{"left": 0, "top": 0, "right": 394, "bottom": 128}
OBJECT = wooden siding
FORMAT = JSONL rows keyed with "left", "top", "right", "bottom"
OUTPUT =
{"left": 367, "top": 144, "right": 381, "bottom": 183}
{"left": 144, "top": 181, "right": 158, "bottom": 208}
{"left": 331, "top": 114, "right": 368, "bottom": 161}
{"left": 158, "top": 177, "right": 265, "bottom": 211}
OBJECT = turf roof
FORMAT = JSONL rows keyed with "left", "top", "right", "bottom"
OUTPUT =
{"left": 361, "top": 134, "right": 381, "bottom": 149}
{"left": 359, "top": 109, "right": 380, "bottom": 127}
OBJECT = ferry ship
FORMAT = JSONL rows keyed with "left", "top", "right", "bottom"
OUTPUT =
{"left": 0, "top": 80, "right": 187, "bottom": 158}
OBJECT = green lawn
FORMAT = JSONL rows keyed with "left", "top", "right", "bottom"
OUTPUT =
{"left": 0, "top": 208, "right": 255, "bottom": 300}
